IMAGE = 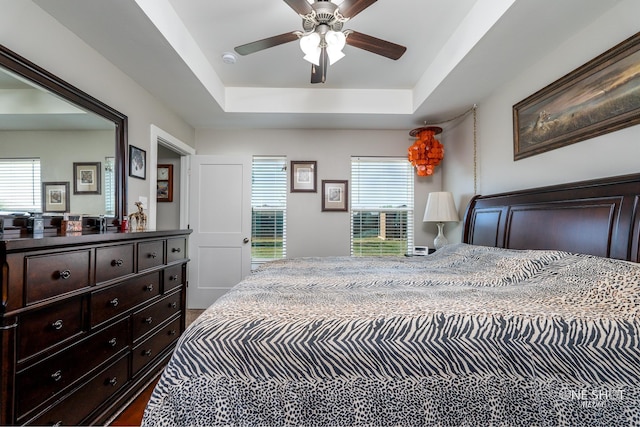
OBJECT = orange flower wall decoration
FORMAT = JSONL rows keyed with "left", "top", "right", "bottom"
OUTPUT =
{"left": 408, "top": 126, "right": 444, "bottom": 176}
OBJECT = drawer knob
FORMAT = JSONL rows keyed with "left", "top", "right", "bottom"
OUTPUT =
{"left": 171, "top": 247, "right": 181, "bottom": 253}
{"left": 144, "top": 284, "right": 154, "bottom": 292}
{"left": 170, "top": 302, "right": 177, "bottom": 309}
{"left": 51, "top": 370, "right": 62, "bottom": 382}
{"left": 59, "top": 269, "right": 71, "bottom": 280}
{"left": 149, "top": 252, "right": 158, "bottom": 258}
{"left": 143, "top": 349, "right": 152, "bottom": 357}
{"left": 170, "top": 274, "right": 179, "bottom": 281}
{"left": 107, "top": 376, "right": 118, "bottom": 387}
{"left": 144, "top": 317, "right": 153, "bottom": 324}
{"left": 168, "top": 329, "right": 177, "bottom": 336}
{"left": 108, "top": 338, "right": 117, "bottom": 347}
{"left": 112, "top": 259, "right": 124, "bottom": 267}
{"left": 109, "top": 298, "right": 119, "bottom": 307}
{"left": 51, "top": 319, "right": 64, "bottom": 330}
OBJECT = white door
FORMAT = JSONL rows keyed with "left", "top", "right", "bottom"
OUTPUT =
{"left": 187, "top": 155, "right": 252, "bottom": 309}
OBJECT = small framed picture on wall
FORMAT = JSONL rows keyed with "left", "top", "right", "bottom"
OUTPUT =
{"left": 321, "top": 180, "right": 348, "bottom": 212}
{"left": 73, "top": 162, "right": 101, "bottom": 194}
{"left": 290, "top": 161, "right": 317, "bottom": 192}
{"left": 157, "top": 164, "right": 173, "bottom": 202}
{"left": 129, "top": 145, "right": 146, "bottom": 180}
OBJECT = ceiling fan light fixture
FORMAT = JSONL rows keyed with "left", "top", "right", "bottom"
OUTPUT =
{"left": 300, "top": 32, "right": 322, "bottom": 65}
{"left": 325, "top": 30, "right": 346, "bottom": 65}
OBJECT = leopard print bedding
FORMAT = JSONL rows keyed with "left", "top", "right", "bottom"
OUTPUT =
{"left": 142, "top": 243, "right": 640, "bottom": 426}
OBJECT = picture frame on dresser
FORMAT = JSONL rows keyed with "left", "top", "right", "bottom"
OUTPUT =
{"left": 42, "top": 181, "right": 70, "bottom": 213}
{"left": 73, "top": 162, "right": 101, "bottom": 194}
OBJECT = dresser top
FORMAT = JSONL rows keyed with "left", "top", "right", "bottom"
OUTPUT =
{"left": 0, "top": 229, "right": 192, "bottom": 253}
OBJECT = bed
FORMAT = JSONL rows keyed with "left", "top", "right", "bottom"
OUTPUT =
{"left": 142, "top": 173, "right": 640, "bottom": 426}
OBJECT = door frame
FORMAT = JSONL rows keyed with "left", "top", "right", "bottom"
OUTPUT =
{"left": 147, "top": 125, "right": 195, "bottom": 230}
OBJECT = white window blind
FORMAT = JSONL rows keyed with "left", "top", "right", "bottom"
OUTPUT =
{"left": 104, "top": 157, "right": 115, "bottom": 216}
{"left": 251, "top": 156, "right": 287, "bottom": 264}
{"left": 0, "top": 158, "right": 42, "bottom": 213}
{"left": 351, "top": 157, "right": 414, "bottom": 256}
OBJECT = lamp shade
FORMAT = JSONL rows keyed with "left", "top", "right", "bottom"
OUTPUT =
{"left": 325, "top": 30, "right": 346, "bottom": 65}
{"left": 300, "top": 32, "right": 321, "bottom": 65}
{"left": 423, "top": 192, "right": 459, "bottom": 223}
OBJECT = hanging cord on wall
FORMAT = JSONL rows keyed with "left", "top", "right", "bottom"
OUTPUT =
{"left": 420, "top": 104, "right": 477, "bottom": 128}
{"left": 420, "top": 104, "right": 479, "bottom": 194}
{"left": 473, "top": 104, "right": 477, "bottom": 195}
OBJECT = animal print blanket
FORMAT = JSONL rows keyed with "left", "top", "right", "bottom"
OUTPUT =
{"left": 142, "top": 244, "right": 640, "bottom": 426}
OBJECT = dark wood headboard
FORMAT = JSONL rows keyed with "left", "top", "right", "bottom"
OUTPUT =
{"left": 462, "top": 173, "right": 640, "bottom": 262}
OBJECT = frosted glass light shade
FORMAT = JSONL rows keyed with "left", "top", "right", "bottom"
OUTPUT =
{"left": 300, "top": 33, "right": 321, "bottom": 65}
{"left": 325, "top": 30, "right": 346, "bottom": 65}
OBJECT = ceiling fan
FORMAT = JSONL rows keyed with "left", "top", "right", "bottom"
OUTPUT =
{"left": 234, "top": 0, "right": 407, "bottom": 84}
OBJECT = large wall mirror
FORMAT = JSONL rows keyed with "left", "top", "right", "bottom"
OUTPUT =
{"left": 0, "top": 44, "right": 127, "bottom": 223}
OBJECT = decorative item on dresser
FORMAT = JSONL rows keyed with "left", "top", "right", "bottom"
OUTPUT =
{"left": 0, "top": 229, "right": 191, "bottom": 426}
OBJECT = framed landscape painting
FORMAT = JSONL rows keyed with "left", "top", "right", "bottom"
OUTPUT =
{"left": 513, "top": 32, "right": 640, "bottom": 160}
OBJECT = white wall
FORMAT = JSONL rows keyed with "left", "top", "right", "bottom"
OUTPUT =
{"left": 156, "top": 146, "right": 181, "bottom": 230}
{"left": 196, "top": 129, "right": 443, "bottom": 257}
{"left": 2, "top": 130, "right": 113, "bottom": 214}
{"left": 444, "top": 0, "right": 640, "bottom": 243}
{"left": 0, "top": 0, "right": 195, "bottom": 216}
{"left": 471, "top": 0, "right": 639, "bottom": 193}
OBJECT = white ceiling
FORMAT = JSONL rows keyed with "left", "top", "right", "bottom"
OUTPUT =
{"left": 29, "top": 0, "right": 615, "bottom": 131}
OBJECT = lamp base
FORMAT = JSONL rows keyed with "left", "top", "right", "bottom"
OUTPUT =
{"left": 433, "top": 222, "right": 448, "bottom": 250}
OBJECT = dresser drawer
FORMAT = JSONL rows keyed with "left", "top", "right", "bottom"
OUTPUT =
{"left": 18, "top": 296, "right": 85, "bottom": 361}
{"left": 25, "top": 354, "right": 129, "bottom": 427}
{"left": 167, "top": 237, "right": 187, "bottom": 263}
{"left": 25, "top": 249, "right": 91, "bottom": 304}
{"left": 138, "top": 239, "right": 165, "bottom": 271}
{"left": 95, "top": 243, "right": 135, "bottom": 283}
{"left": 132, "top": 316, "right": 181, "bottom": 376}
{"left": 16, "top": 318, "right": 129, "bottom": 418}
{"left": 91, "top": 271, "right": 161, "bottom": 327}
{"left": 164, "top": 263, "right": 184, "bottom": 292}
{"left": 132, "top": 290, "right": 182, "bottom": 342}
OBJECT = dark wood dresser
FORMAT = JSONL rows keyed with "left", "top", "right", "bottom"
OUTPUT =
{"left": 0, "top": 229, "right": 191, "bottom": 426}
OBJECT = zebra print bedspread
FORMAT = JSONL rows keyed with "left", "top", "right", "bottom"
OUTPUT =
{"left": 142, "top": 244, "right": 640, "bottom": 426}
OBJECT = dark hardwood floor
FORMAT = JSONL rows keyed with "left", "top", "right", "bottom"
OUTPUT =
{"left": 109, "top": 311, "right": 203, "bottom": 426}
{"left": 109, "top": 379, "right": 158, "bottom": 426}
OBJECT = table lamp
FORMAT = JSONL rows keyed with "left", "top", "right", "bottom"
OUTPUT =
{"left": 423, "top": 191, "right": 459, "bottom": 250}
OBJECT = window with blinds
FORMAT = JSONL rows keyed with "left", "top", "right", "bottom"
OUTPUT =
{"left": 104, "top": 157, "right": 115, "bottom": 216}
{"left": 351, "top": 157, "right": 414, "bottom": 256}
{"left": 0, "top": 158, "right": 42, "bottom": 213}
{"left": 252, "top": 156, "right": 287, "bottom": 264}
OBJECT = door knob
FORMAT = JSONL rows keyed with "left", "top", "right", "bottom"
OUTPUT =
{"left": 243, "top": 238, "right": 250, "bottom": 244}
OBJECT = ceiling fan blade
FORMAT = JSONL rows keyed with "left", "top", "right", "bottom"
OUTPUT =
{"left": 283, "top": 0, "right": 313, "bottom": 15}
{"left": 235, "top": 32, "right": 299, "bottom": 56}
{"left": 338, "top": 0, "right": 377, "bottom": 18}
{"left": 345, "top": 31, "right": 406, "bottom": 60}
{"left": 311, "top": 47, "right": 328, "bottom": 84}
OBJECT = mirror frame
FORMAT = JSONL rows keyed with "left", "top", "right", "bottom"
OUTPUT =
{"left": 0, "top": 44, "right": 127, "bottom": 223}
